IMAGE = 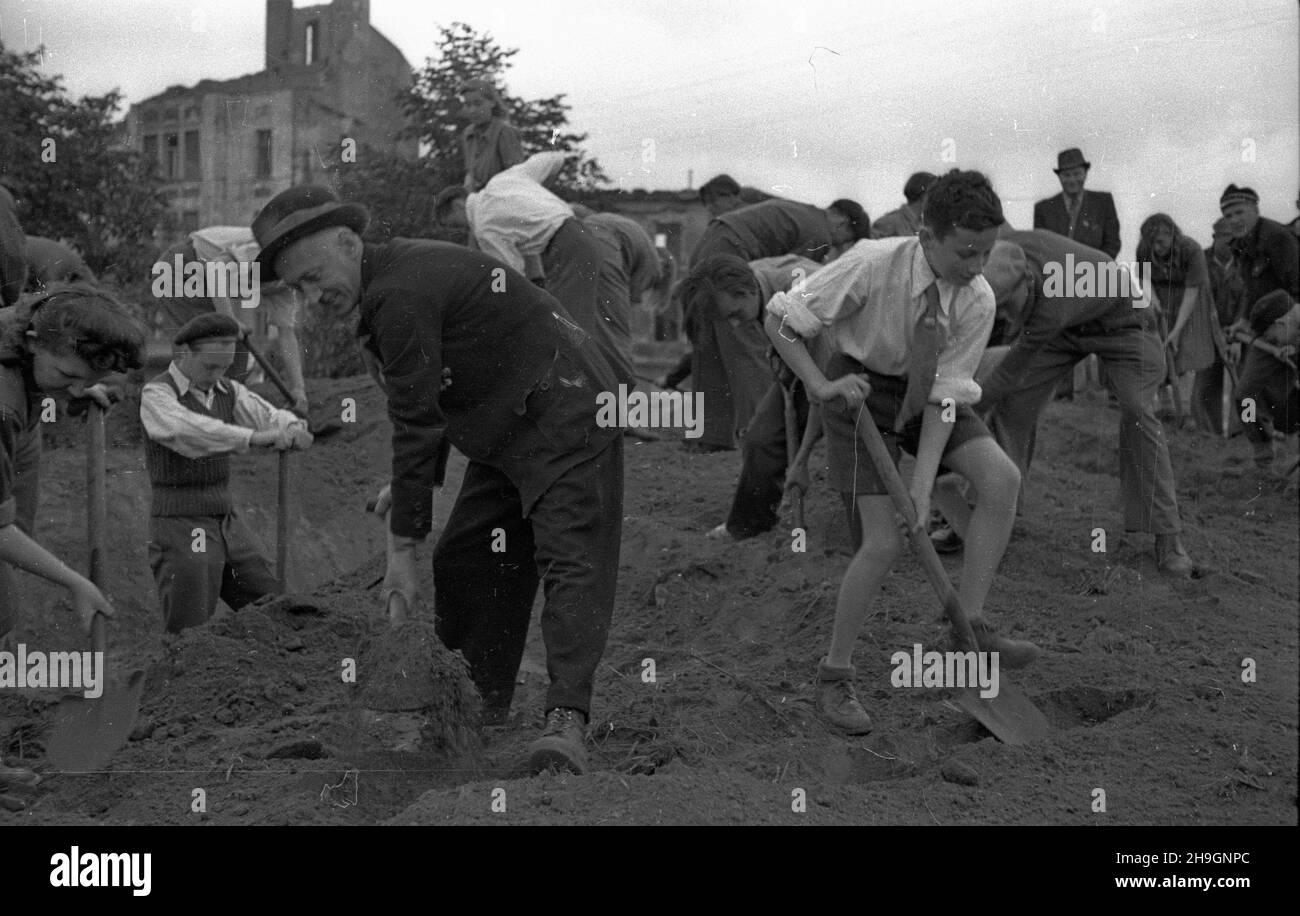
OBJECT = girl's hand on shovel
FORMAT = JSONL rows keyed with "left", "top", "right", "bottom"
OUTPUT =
{"left": 67, "top": 578, "right": 114, "bottom": 635}
{"left": 896, "top": 489, "right": 930, "bottom": 538}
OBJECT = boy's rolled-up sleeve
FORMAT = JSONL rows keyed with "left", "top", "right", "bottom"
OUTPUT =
{"left": 765, "top": 248, "right": 868, "bottom": 338}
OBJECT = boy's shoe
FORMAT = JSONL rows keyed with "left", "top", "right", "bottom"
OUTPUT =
{"left": 948, "top": 619, "right": 1041, "bottom": 669}
{"left": 929, "top": 523, "right": 964, "bottom": 554}
{"left": 1154, "top": 534, "right": 1194, "bottom": 578}
{"left": 815, "top": 662, "right": 873, "bottom": 734}
{"left": 528, "top": 707, "right": 589, "bottom": 775}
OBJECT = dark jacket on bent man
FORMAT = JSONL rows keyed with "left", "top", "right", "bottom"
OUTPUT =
{"left": 1033, "top": 190, "right": 1121, "bottom": 258}
{"left": 694, "top": 199, "right": 834, "bottom": 265}
{"left": 1229, "top": 216, "right": 1299, "bottom": 326}
{"left": 356, "top": 239, "right": 621, "bottom": 540}
{"left": 980, "top": 229, "right": 1144, "bottom": 405}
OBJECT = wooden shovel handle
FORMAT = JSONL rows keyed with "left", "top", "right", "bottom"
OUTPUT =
{"left": 276, "top": 450, "right": 290, "bottom": 589}
{"left": 87, "top": 405, "right": 108, "bottom": 655}
{"left": 854, "top": 412, "right": 979, "bottom": 652}
{"left": 781, "top": 385, "right": 806, "bottom": 531}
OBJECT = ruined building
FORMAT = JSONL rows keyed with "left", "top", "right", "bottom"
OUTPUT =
{"left": 122, "top": 0, "right": 414, "bottom": 235}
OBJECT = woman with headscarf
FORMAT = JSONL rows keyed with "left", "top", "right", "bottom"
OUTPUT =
{"left": 1137, "top": 213, "right": 1221, "bottom": 434}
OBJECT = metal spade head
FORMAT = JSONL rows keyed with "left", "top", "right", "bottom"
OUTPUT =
{"left": 46, "top": 650, "right": 145, "bottom": 773}
{"left": 952, "top": 679, "right": 1052, "bottom": 746}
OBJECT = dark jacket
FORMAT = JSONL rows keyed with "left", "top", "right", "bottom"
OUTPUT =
{"left": 0, "top": 305, "right": 42, "bottom": 529}
{"left": 356, "top": 239, "right": 621, "bottom": 539}
{"left": 1205, "top": 247, "right": 1243, "bottom": 327}
{"left": 698, "top": 199, "right": 833, "bottom": 264}
{"left": 0, "top": 186, "right": 26, "bottom": 307}
{"left": 1033, "top": 189, "right": 1121, "bottom": 258}
{"left": 979, "top": 229, "right": 1143, "bottom": 406}
{"left": 1229, "top": 216, "right": 1299, "bottom": 325}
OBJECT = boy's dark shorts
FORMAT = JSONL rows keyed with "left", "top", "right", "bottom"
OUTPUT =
{"left": 822, "top": 354, "right": 992, "bottom": 496}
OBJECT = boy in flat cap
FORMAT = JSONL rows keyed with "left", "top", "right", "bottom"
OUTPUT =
{"left": 140, "top": 312, "right": 311, "bottom": 633}
{"left": 0, "top": 285, "right": 145, "bottom": 639}
{"left": 254, "top": 184, "right": 623, "bottom": 775}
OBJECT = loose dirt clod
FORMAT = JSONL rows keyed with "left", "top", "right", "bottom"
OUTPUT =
{"left": 355, "top": 620, "right": 481, "bottom": 751}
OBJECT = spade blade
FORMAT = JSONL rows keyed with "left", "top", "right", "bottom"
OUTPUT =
{"left": 45, "top": 668, "right": 146, "bottom": 773}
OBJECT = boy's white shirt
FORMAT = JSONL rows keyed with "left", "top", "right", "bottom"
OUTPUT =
{"left": 140, "top": 362, "right": 305, "bottom": 459}
{"left": 766, "top": 237, "right": 994, "bottom": 407}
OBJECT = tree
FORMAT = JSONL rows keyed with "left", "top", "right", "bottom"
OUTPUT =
{"left": 0, "top": 42, "right": 167, "bottom": 285}
{"left": 333, "top": 21, "right": 606, "bottom": 227}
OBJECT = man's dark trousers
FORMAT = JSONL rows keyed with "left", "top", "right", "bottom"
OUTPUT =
{"left": 431, "top": 437, "right": 624, "bottom": 718}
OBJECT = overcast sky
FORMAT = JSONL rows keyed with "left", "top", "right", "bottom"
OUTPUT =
{"left": 1, "top": 0, "right": 1296, "bottom": 258}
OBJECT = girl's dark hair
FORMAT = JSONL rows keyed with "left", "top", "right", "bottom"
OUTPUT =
{"left": 681, "top": 255, "right": 757, "bottom": 322}
{"left": 1138, "top": 212, "right": 1182, "bottom": 249}
{"left": 460, "top": 78, "right": 508, "bottom": 119}
{"left": 26, "top": 283, "right": 146, "bottom": 373}
{"left": 829, "top": 198, "right": 871, "bottom": 241}
{"left": 921, "top": 169, "right": 1005, "bottom": 240}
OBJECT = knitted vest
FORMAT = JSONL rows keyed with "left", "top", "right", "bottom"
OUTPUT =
{"left": 144, "top": 371, "right": 236, "bottom": 517}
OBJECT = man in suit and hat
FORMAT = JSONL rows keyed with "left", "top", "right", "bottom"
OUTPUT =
{"left": 1034, "top": 147, "right": 1122, "bottom": 400}
{"left": 252, "top": 185, "right": 625, "bottom": 775}
{"left": 1033, "top": 148, "right": 1121, "bottom": 258}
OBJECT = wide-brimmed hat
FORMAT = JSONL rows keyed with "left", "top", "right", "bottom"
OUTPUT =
{"left": 252, "top": 185, "right": 369, "bottom": 281}
{"left": 1053, "top": 148, "right": 1091, "bottom": 174}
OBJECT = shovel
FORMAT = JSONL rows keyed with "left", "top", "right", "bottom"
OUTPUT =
{"left": 782, "top": 383, "right": 805, "bottom": 531}
{"left": 46, "top": 404, "right": 145, "bottom": 772}
{"left": 240, "top": 331, "right": 316, "bottom": 589}
{"left": 855, "top": 413, "right": 1050, "bottom": 745}
{"left": 240, "top": 330, "right": 345, "bottom": 438}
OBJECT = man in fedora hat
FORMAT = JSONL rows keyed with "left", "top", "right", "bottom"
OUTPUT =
{"left": 252, "top": 184, "right": 625, "bottom": 775}
{"left": 1034, "top": 148, "right": 1121, "bottom": 258}
{"left": 1034, "top": 147, "right": 1122, "bottom": 401}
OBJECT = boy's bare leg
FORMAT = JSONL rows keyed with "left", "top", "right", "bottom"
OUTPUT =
{"left": 932, "top": 474, "right": 973, "bottom": 540}
{"left": 825, "top": 494, "right": 903, "bottom": 668}
{"left": 940, "top": 437, "right": 1039, "bottom": 666}
{"left": 941, "top": 437, "right": 1019, "bottom": 618}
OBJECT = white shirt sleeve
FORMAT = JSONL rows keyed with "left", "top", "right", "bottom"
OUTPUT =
{"left": 765, "top": 246, "right": 869, "bottom": 338}
{"left": 513, "top": 151, "right": 570, "bottom": 185}
{"left": 930, "top": 280, "right": 995, "bottom": 407}
{"left": 140, "top": 381, "right": 253, "bottom": 459}
{"left": 228, "top": 380, "right": 307, "bottom": 442}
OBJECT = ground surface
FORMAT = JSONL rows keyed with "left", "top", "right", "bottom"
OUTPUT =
{"left": 1, "top": 368, "right": 1296, "bottom": 826}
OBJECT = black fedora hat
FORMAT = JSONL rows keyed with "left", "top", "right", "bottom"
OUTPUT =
{"left": 1053, "top": 148, "right": 1091, "bottom": 174}
{"left": 252, "top": 185, "right": 369, "bottom": 281}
